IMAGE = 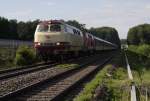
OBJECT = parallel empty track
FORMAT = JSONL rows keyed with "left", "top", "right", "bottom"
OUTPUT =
{"left": 0, "top": 62, "right": 57, "bottom": 80}
{"left": 0, "top": 55, "right": 91, "bottom": 80}
{"left": 0, "top": 52, "right": 114, "bottom": 101}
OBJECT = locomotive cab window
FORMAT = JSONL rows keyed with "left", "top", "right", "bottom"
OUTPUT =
{"left": 37, "top": 24, "right": 49, "bottom": 32}
{"left": 50, "top": 24, "right": 61, "bottom": 32}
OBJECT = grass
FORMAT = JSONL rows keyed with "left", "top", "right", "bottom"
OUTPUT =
{"left": 56, "top": 64, "right": 79, "bottom": 69}
{"left": 126, "top": 49, "right": 150, "bottom": 85}
{"left": 74, "top": 51, "right": 130, "bottom": 101}
{"left": 0, "top": 47, "right": 16, "bottom": 70}
{"left": 0, "top": 46, "right": 37, "bottom": 71}
{"left": 126, "top": 45, "right": 150, "bottom": 100}
{"left": 74, "top": 65, "right": 112, "bottom": 101}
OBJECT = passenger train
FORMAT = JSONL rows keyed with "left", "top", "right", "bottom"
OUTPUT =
{"left": 34, "top": 20, "right": 117, "bottom": 61}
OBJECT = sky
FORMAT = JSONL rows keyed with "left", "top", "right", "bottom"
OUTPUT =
{"left": 0, "top": 0, "right": 150, "bottom": 39}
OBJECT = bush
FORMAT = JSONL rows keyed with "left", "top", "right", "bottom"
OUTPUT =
{"left": 128, "top": 44, "right": 150, "bottom": 57}
{"left": 112, "top": 68, "right": 127, "bottom": 80}
{"left": 137, "top": 44, "right": 150, "bottom": 57}
{"left": 15, "top": 45, "right": 36, "bottom": 66}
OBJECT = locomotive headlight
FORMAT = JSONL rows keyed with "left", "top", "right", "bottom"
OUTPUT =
{"left": 56, "top": 42, "right": 60, "bottom": 45}
{"left": 37, "top": 42, "right": 41, "bottom": 45}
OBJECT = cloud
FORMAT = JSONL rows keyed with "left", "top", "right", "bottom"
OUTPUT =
{"left": 6, "top": 9, "right": 33, "bottom": 16}
{"left": 73, "top": 2, "right": 150, "bottom": 39}
{"left": 40, "top": 1, "right": 55, "bottom": 6}
{"left": 47, "top": 2, "right": 55, "bottom": 6}
{"left": 145, "top": 4, "right": 150, "bottom": 9}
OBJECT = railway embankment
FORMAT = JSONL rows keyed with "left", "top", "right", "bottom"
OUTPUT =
{"left": 0, "top": 51, "right": 113, "bottom": 101}
{"left": 74, "top": 48, "right": 150, "bottom": 101}
{"left": 0, "top": 46, "right": 36, "bottom": 71}
{"left": 125, "top": 45, "right": 150, "bottom": 100}
{"left": 74, "top": 51, "right": 130, "bottom": 101}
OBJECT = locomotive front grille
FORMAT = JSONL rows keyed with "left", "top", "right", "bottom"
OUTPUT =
{"left": 41, "top": 43, "right": 55, "bottom": 46}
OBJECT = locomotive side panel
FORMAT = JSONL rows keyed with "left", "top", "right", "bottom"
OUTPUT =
{"left": 64, "top": 24, "right": 84, "bottom": 51}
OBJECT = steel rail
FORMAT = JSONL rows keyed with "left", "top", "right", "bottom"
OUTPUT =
{"left": 125, "top": 52, "right": 137, "bottom": 101}
{"left": 0, "top": 54, "right": 113, "bottom": 101}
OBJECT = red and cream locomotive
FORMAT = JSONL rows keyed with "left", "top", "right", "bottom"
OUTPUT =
{"left": 34, "top": 20, "right": 117, "bottom": 60}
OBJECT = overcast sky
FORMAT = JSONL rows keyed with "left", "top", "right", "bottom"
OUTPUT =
{"left": 0, "top": 0, "right": 150, "bottom": 39}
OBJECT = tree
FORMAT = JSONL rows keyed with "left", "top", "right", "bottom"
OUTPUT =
{"left": 0, "top": 17, "right": 9, "bottom": 38}
{"left": 9, "top": 19, "right": 18, "bottom": 39}
{"left": 66, "top": 20, "right": 87, "bottom": 32}
{"left": 0, "top": 16, "right": 39, "bottom": 40}
{"left": 17, "top": 21, "right": 29, "bottom": 40}
{"left": 127, "top": 24, "right": 150, "bottom": 45}
{"left": 89, "top": 27, "right": 121, "bottom": 48}
{"left": 17, "top": 20, "right": 39, "bottom": 40}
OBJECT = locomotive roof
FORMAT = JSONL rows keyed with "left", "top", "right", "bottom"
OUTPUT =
{"left": 39, "top": 20, "right": 81, "bottom": 31}
{"left": 39, "top": 20, "right": 65, "bottom": 25}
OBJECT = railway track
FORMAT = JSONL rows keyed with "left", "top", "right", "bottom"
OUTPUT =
{"left": 0, "top": 52, "right": 110, "bottom": 100}
{"left": 0, "top": 55, "right": 88, "bottom": 80}
{"left": 0, "top": 61, "right": 57, "bottom": 80}
{"left": 0, "top": 52, "right": 113, "bottom": 101}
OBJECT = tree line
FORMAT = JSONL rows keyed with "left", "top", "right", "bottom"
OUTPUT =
{"left": 127, "top": 24, "right": 150, "bottom": 45}
{"left": 0, "top": 17, "right": 39, "bottom": 40}
{"left": 89, "top": 27, "right": 121, "bottom": 48}
{"left": 0, "top": 16, "right": 121, "bottom": 48}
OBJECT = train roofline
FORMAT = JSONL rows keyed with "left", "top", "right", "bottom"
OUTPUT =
{"left": 94, "top": 36, "right": 118, "bottom": 47}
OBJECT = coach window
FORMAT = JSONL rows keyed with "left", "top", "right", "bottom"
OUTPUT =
{"left": 77, "top": 31, "right": 80, "bottom": 35}
{"left": 64, "top": 25, "right": 67, "bottom": 32}
{"left": 75, "top": 30, "right": 77, "bottom": 35}
{"left": 78, "top": 31, "right": 81, "bottom": 36}
{"left": 50, "top": 24, "right": 61, "bottom": 32}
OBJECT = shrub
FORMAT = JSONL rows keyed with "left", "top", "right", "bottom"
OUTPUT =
{"left": 112, "top": 68, "right": 127, "bottom": 80}
{"left": 137, "top": 44, "right": 150, "bottom": 57}
{"left": 15, "top": 45, "right": 36, "bottom": 66}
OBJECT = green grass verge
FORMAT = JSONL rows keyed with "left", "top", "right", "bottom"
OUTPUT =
{"left": 126, "top": 45, "right": 150, "bottom": 100}
{"left": 126, "top": 46, "right": 150, "bottom": 85}
{"left": 0, "top": 47, "right": 16, "bottom": 70}
{"left": 0, "top": 46, "right": 37, "bottom": 71}
{"left": 74, "top": 65, "right": 112, "bottom": 101}
{"left": 74, "top": 51, "right": 130, "bottom": 101}
{"left": 56, "top": 64, "right": 79, "bottom": 69}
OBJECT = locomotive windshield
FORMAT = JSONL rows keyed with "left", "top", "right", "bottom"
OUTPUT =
{"left": 37, "top": 24, "right": 49, "bottom": 32}
{"left": 50, "top": 24, "right": 61, "bottom": 32}
{"left": 37, "top": 24, "right": 61, "bottom": 32}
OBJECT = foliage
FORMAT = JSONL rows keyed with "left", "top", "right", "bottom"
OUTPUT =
{"left": 127, "top": 45, "right": 150, "bottom": 84}
{"left": 128, "top": 44, "right": 150, "bottom": 58}
{"left": 0, "top": 16, "right": 39, "bottom": 40}
{"left": 137, "top": 44, "right": 150, "bottom": 57}
{"left": 56, "top": 64, "right": 79, "bottom": 69}
{"left": 74, "top": 65, "right": 112, "bottom": 101}
{"left": 0, "top": 48, "right": 16, "bottom": 70}
{"left": 15, "top": 45, "right": 36, "bottom": 66}
{"left": 112, "top": 68, "right": 127, "bottom": 80}
{"left": 66, "top": 20, "right": 87, "bottom": 32}
{"left": 74, "top": 52, "right": 130, "bottom": 101}
{"left": 126, "top": 45, "right": 150, "bottom": 100}
{"left": 89, "top": 27, "right": 121, "bottom": 48}
{"left": 127, "top": 24, "right": 150, "bottom": 45}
